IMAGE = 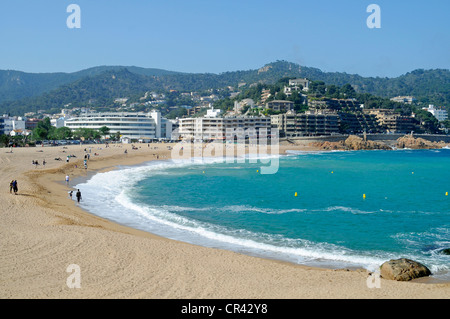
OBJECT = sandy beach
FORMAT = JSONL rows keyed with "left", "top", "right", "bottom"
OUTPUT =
{"left": 0, "top": 142, "right": 449, "bottom": 299}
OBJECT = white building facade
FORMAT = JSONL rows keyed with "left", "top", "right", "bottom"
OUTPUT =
{"left": 2, "top": 115, "right": 26, "bottom": 135}
{"left": 64, "top": 111, "right": 172, "bottom": 140}
{"left": 178, "top": 116, "right": 272, "bottom": 141}
{"left": 423, "top": 105, "right": 448, "bottom": 122}
{"left": 51, "top": 117, "right": 66, "bottom": 128}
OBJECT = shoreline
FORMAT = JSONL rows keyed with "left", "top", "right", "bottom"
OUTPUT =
{"left": 70, "top": 146, "right": 450, "bottom": 283}
{"left": 1, "top": 143, "right": 449, "bottom": 298}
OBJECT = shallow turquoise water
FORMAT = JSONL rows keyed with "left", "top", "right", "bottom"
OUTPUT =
{"left": 78, "top": 149, "right": 450, "bottom": 278}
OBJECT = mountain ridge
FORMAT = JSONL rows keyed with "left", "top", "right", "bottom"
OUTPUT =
{"left": 0, "top": 61, "right": 449, "bottom": 115}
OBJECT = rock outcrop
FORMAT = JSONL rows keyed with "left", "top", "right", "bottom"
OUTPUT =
{"left": 309, "top": 140, "right": 345, "bottom": 150}
{"left": 344, "top": 135, "right": 391, "bottom": 150}
{"left": 309, "top": 135, "right": 390, "bottom": 151}
{"left": 396, "top": 135, "right": 448, "bottom": 149}
{"left": 380, "top": 258, "right": 432, "bottom": 281}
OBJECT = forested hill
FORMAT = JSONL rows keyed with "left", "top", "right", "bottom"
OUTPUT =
{"left": 0, "top": 61, "right": 448, "bottom": 115}
{"left": 0, "top": 66, "right": 180, "bottom": 104}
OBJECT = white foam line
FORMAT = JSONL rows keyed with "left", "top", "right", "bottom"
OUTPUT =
{"left": 113, "top": 191, "right": 387, "bottom": 270}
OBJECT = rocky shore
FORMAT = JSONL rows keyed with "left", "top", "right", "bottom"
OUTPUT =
{"left": 396, "top": 135, "right": 449, "bottom": 149}
{"left": 309, "top": 134, "right": 450, "bottom": 151}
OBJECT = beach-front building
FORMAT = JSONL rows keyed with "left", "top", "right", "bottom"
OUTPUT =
{"left": 177, "top": 116, "right": 272, "bottom": 141}
{"left": 64, "top": 111, "right": 172, "bottom": 140}
{"left": 271, "top": 111, "right": 340, "bottom": 137}
{"left": 366, "top": 109, "right": 417, "bottom": 133}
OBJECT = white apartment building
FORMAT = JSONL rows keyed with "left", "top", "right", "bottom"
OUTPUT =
{"left": 423, "top": 105, "right": 448, "bottom": 122}
{"left": 178, "top": 116, "right": 272, "bottom": 141}
{"left": 206, "top": 108, "right": 222, "bottom": 118}
{"left": 288, "top": 78, "right": 310, "bottom": 91}
{"left": 51, "top": 117, "right": 66, "bottom": 128}
{"left": 2, "top": 115, "right": 26, "bottom": 134}
{"left": 64, "top": 111, "right": 172, "bottom": 140}
{"left": 390, "top": 96, "right": 417, "bottom": 104}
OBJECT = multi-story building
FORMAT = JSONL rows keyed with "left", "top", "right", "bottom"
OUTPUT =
{"left": 51, "top": 117, "right": 66, "bottom": 128}
{"left": 266, "top": 100, "right": 294, "bottom": 112}
{"left": 2, "top": 116, "right": 26, "bottom": 135}
{"left": 390, "top": 96, "right": 417, "bottom": 104}
{"left": 25, "top": 118, "right": 43, "bottom": 130}
{"left": 271, "top": 111, "right": 339, "bottom": 137}
{"left": 308, "top": 98, "right": 362, "bottom": 112}
{"left": 423, "top": 105, "right": 448, "bottom": 122}
{"left": 288, "top": 78, "right": 310, "bottom": 91}
{"left": 338, "top": 112, "right": 382, "bottom": 134}
{"left": 65, "top": 111, "right": 171, "bottom": 140}
{"left": 187, "top": 106, "right": 203, "bottom": 116}
{"left": 206, "top": 108, "right": 222, "bottom": 118}
{"left": 260, "top": 89, "right": 271, "bottom": 104}
{"left": 366, "top": 109, "right": 417, "bottom": 133}
{"left": 178, "top": 116, "right": 272, "bottom": 141}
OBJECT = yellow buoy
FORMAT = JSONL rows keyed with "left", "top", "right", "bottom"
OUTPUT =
{"left": 256, "top": 170, "right": 259, "bottom": 173}
{"left": 446, "top": 192, "right": 448, "bottom": 196}
{"left": 331, "top": 171, "right": 334, "bottom": 174}
{"left": 295, "top": 192, "right": 298, "bottom": 197}
{"left": 363, "top": 194, "right": 366, "bottom": 199}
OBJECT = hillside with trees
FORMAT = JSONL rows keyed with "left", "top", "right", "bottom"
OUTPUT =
{"left": 0, "top": 61, "right": 448, "bottom": 116}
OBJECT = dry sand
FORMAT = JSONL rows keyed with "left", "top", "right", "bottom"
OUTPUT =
{"left": 0, "top": 142, "right": 449, "bottom": 299}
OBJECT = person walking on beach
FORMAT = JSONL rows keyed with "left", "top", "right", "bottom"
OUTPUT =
{"left": 76, "top": 189, "right": 82, "bottom": 203}
{"left": 68, "top": 190, "right": 73, "bottom": 199}
{"left": 9, "top": 180, "right": 14, "bottom": 193}
{"left": 12, "top": 180, "right": 18, "bottom": 195}
{"left": 65, "top": 175, "right": 70, "bottom": 185}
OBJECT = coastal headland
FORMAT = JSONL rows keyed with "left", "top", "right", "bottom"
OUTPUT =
{"left": 0, "top": 136, "right": 449, "bottom": 299}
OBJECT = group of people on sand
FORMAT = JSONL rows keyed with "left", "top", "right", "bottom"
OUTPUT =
{"left": 9, "top": 180, "right": 18, "bottom": 195}
{"left": 68, "top": 189, "right": 82, "bottom": 203}
{"left": 32, "top": 159, "right": 46, "bottom": 168}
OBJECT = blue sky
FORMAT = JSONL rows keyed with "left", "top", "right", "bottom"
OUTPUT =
{"left": 0, "top": 0, "right": 449, "bottom": 77}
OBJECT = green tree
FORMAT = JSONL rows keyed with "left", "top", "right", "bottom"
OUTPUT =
{"left": 32, "top": 127, "right": 49, "bottom": 141}
{"left": 274, "top": 91, "right": 287, "bottom": 100}
{"left": 54, "top": 126, "right": 73, "bottom": 140}
{"left": 442, "top": 120, "right": 450, "bottom": 129}
{"left": 166, "top": 107, "right": 188, "bottom": 119}
{"left": 73, "top": 128, "right": 101, "bottom": 140}
{"left": 414, "top": 109, "right": 439, "bottom": 133}
{"left": 32, "top": 117, "right": 56, "bottom": 141}
{"left": 341, "top": 84, "right": 356, "bottom": 99}
{"left": 0, "top": 134, "right": 10, "bottom": 147}
{"left": 99, "top": 126, "right": 110, "bottom": 139}
{"left": 112, "top": 131, "right": 121, "bottom": 141}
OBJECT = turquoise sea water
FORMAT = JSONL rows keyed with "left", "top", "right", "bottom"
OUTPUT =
{"left": 77, "top": 149, "right": 450, "bottom": 279}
